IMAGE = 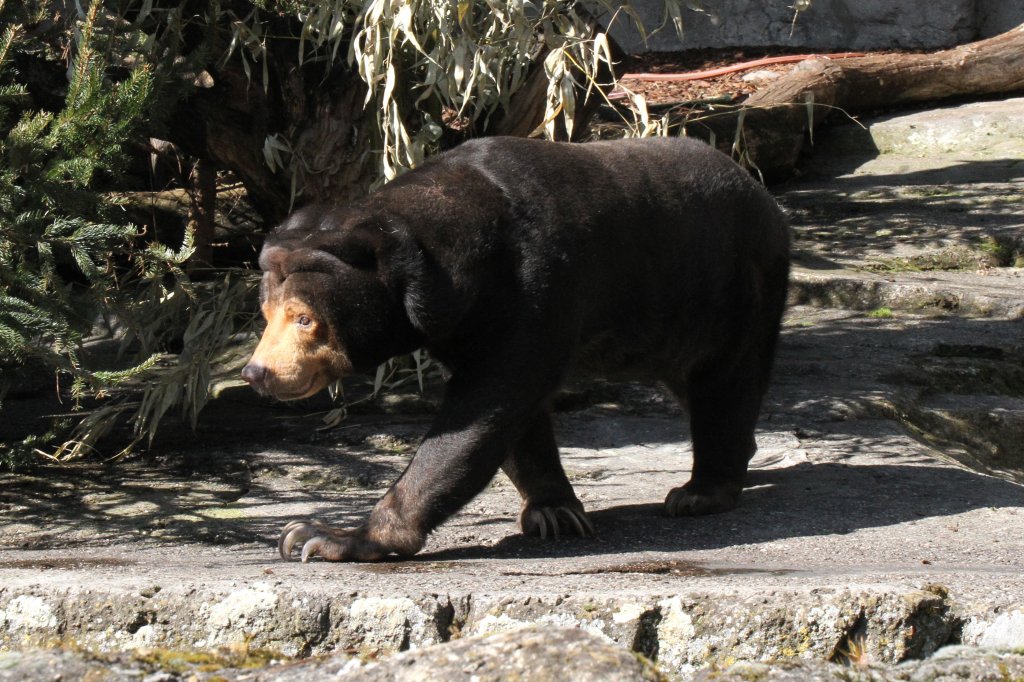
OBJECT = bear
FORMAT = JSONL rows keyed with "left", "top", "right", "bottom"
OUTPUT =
{"left": 241, "top": 136, "right": 791, "bottom": 562}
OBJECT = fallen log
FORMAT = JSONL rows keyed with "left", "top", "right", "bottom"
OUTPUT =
{"left": 675, "top": 22, "right": 1024, "bottom": 179}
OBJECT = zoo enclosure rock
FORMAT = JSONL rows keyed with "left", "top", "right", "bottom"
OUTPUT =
{"left": 0, "top": 650, "right": 144, "bottom": 682}
{"left": 3, "top": 578, "right": 1023, "bottom": 675}
{"left": 605, "top": 0, "right": 1023, "bottom": 52}
{"left": 784, "top": 97, "right": 1024, "bottom": 321}
{"left": 3, "top": 630, "right": 1024, "bottom": 681}
{"left": 267, "top": 626, "right": 663, "bottom": 682}
{"left": 694, "top": 646, "right": 1024, "bottom": 681}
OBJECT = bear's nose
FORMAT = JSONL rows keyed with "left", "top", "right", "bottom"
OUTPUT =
{"left": 241, "top": 362, "right": 268, "bottom": 388}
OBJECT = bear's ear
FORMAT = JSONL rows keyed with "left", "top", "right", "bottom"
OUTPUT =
{"left": 259, "top": 244, "right": 344, "bottom": 278}
{"left": 327, "top": 221, "right": 393, "bottom": 271}
{"left": 258, "top": 245, "right": 291, "bottom": 276}
{"left": 400, "top": 242, "right": 466, "bottom": 340}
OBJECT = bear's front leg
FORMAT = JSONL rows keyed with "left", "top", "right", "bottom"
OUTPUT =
{"left": 277, "top": 434, "right": 498, "bottom": 562}
{"left": 277, "top": 493, "right": 428, "bottom": 562}
{"left": 279, "top": 356, "right": 562, "bottom": 562}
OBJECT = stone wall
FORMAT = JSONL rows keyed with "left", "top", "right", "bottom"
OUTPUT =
{"left": 604, "top": 0, "right": 1024, "bottom": 52}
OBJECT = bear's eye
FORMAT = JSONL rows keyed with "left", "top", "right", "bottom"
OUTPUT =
{"left": 296, "top": 314, "right": 313, "bottom": 328}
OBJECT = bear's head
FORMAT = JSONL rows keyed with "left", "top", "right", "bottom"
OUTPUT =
{"left": 241, "top": 205, "right": 424, "bottom": 401}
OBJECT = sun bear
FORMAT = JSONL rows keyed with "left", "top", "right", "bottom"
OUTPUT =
{"left": 241, "top": 136, "right": 791, "bottom": 562}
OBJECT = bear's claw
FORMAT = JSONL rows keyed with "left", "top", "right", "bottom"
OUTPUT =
{"left": 520, "top": 504, "right": 595, "bottom": 539}
{"left": 278, "top": 520, "right": 385, "bottom": 562}
{"left": 664, "top": 482, "right": 742, "bottom": 517}
{"left": 279, "top": 520, "right": 329, "bottom": 561}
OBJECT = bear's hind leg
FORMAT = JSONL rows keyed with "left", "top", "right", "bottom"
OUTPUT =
{"left": 663, "top": 358, "right": 763, "bottom": 517}
{"left": 502, "top": 409, "right": 594, "bottom": 539}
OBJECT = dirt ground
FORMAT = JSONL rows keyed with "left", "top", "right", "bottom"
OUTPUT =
{"left": 619, "top": 48, "right": 819, "bottom": 103}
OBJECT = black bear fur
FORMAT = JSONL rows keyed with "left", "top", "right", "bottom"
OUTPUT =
{"left": 243, "top": 136, "right": 791, "bottom": 562}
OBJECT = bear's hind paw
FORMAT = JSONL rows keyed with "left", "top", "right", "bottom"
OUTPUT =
{"left": 664, "top": 482, "right": 742, "bottom": 517}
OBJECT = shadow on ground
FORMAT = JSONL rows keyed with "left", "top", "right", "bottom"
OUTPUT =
{"left": 781, "top": 157, "right": 1024, "bottom": 261}
{"left": 2, "top": 307, "right": 1023, "bottom": 563}
{"left": 418, "top": 460, "right": 1024, "bottom": 562}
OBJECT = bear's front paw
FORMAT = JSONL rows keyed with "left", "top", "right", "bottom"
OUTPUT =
{"left": 664, "top": 481, "right": 742, "bottom": 517}
{"left": 278, "top": 520, "right": 387, "bottom": 562}
{"left": 519, "top": 502, "right": 595, "bottom": 540}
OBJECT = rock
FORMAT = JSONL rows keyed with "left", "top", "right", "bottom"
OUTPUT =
{"left": 603, "top": 0, "right": 984, "bottom": 52}
{"left": 0, "top": 650, "right": 141, "bottom": 681}
{"left": 900, "top": 645, "right": 1024, "bottom": 680}
{"left": 742, "top": 70, "right": 783, "bottom": 83}
{"left": 695, "top": 659, "right": 886, "bottom": 681}
{"left": 5, "top": 635, "right": 1023, "bottom": 682}
{"left": 693, "top": 647, "right": 1024, "bottom": 681}
{"left": 261, "top": 626, "right": 663, "bottom": 681}
{"left": 962, "top": 609, "right": 1024, "bottom": 649}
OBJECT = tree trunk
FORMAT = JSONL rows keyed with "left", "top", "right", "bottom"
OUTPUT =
{"left": 186, "top": 158, "right": 217, "bottom": 271}
{"left": 164, "top": 7, "right": 620, "bottom": 225}
{"left": 167, "top": 14, "right": 375, "bottom": 225}
{"left": 164, "top": 5, "right": 621, "bottom": 225}
{"left": 685, "top": 22, "right": 1024, "bottom": 179}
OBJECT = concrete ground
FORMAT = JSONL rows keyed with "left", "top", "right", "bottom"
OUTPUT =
{"left": 2, "top": 98, "right": 1023, "bottom": 680}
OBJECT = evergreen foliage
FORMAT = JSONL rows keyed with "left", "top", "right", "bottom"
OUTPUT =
{"left": 0, "top": 1, "right": 193, "bottom": 468}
